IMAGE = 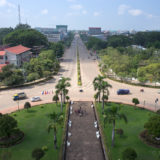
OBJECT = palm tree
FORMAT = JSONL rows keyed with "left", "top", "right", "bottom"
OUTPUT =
{"left": 48, "top": 112, "right": 63, "bottom": 149}
{"left": 55, "top": 77, "right": 71, "bottom": 112}
{"left": 93, "top": 75, "right": 105, "bottom": 103}
{"left": 101, "top": 81, "right": 112, "bottom": 114}
{"left": 104, "top": 106, "right": 127, "bottom": 147}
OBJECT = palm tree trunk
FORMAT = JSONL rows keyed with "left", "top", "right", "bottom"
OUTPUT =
{"left": 60, "top": 94, "right": 63, "bottom": 112}
{"left": 112, "top": 120, "right": 115, "bottom": 147}
{"left": 102, "top": 91, "right": 104, "bottom": 114}
{"left": 54, "top": 131, "right": 57, "bottom": 149}
{"left": 99, "top": 92, "right": 101, "bottom": 103}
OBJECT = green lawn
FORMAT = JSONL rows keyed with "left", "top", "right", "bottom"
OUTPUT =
{"left": 0, "top": 103, "right": 67, "bottom": 160}
{"left": 96, "top": 102, "right": 160, "bottom": 160}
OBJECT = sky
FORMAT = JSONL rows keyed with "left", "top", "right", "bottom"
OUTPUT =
{"left": 0, "top": 0, "right": 160, "bottom": 30}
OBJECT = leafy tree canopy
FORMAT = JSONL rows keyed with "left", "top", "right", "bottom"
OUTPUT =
{"left": 3, "top": 29, "right": 48, "bottom": 48}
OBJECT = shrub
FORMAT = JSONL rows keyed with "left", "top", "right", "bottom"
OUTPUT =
{"left": 42, "top": 145, "right": 48, "bottom": 152}
{"left": 43, "top": 71, "right": 52, "bottom": 78}
{"left": 144, "top": 115, "right": 160, "bottom": 138}
{"left": 122, "top": 148, "right": 137, "bottom": 160}
{"left": 157, "top": 109, "right": 160, "bottom": 115}
{"left": 132, "top": 98, "right": 139, "bottom": 106}
{"left": 0, "top": 114, "right": 17, "bottom": 138}
{"left": 27, "top": 72, "right": 40, "bottom": 82}
{"left": 116, "top": 128, "right": 124, "bottom": 136}
{"left": 32, "top": 148, "right": 45, "bottom": 160}
{"left": 24, "top": 102, "right": 31, "bottom": 111}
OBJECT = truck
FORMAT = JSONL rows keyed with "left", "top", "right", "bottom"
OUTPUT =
{"left": 117, "top": 89, "right": 130, "bottom": 95}
{"left": 13, "top": 92, "right": 27, "bottom": 101}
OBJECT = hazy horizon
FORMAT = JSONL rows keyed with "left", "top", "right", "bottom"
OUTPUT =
{"left": 0, "top": 0, "right": 160, "bottom": 30}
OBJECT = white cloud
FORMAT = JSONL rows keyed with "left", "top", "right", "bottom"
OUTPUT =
{"left": 70, "top": 4, "right": 83, "bottom": 10}
{"left": 118, "top": 4, "right": 129, "bottom": 15}
{"left": 82, "top": 10, "right": 87, "bottom": 15}
{"left": 128, "top": 9, "right": 142, "bottom": 16}
{"left": 93, "top": 12, "right": 100, "bottom": 17}
{"left": 41, "top": 9, "right": 48, "bottom": 15}
{"left": 0, "top": 0, "right": 15, "bottom": 8}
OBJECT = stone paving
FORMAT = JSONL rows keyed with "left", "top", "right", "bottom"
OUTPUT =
{"left": 66, "top": 101, "right": 105, "bottom": 160}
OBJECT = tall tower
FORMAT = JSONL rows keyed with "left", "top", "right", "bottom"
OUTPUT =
{"left": 18, "top": 5, "right": 21, "bottom": 25}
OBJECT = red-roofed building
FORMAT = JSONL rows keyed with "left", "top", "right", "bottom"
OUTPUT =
{"left": 0, "top": 51, "right": 6, "bottom": 64}
{"left": 4, "top": 45, "right": 32, "bottom": 67}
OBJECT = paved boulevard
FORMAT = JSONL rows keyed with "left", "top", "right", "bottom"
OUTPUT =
{"left": 0, "top": 34, "right": 160, "bottom": 113}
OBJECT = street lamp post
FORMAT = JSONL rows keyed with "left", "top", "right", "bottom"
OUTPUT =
{"left": 155, "top": 98, "right": 158, "bottom": 112}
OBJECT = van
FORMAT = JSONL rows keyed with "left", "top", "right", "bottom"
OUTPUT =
{"left": 117, "top": 89, "right": 130, "bottom": 95}
{"left": 13, "top": 92, "right": 27, "bottom": 101}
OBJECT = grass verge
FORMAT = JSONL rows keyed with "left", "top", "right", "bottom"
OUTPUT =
{"left": 0, "top": 103, "right": 67, "bottom": 160}
{"left": 96, "top": 102, "right": 160, "bottom": 160}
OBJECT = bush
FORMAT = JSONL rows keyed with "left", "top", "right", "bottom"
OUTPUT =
{"left": 116, "top": 128, "right": 124, "bottom": 136}
{"left": 32, "top": 148, "right": 45, "bottom": 160}
{"left": 27, "top": 72, "right": 40, "bottom": 82}
{"left": 144, "top": 115, "right": 160, "bottom": 138}
{"left": 122, "top": 148, "right": 137, "bottom": 160}
{"left": 42, "top": 145, "right": 48, "bottom": 151}
{"left": 43, "top": 71, "right": 52, "bottom": 78}
{"left": 157, "top": 109, "right": 160, "bottom": 115}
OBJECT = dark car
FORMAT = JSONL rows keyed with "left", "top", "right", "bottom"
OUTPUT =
{"left": 79, "top": 89, "right": 83, "bottom": 92}
{"left": 117, "top": 89, "right": 130, "bottom": 95}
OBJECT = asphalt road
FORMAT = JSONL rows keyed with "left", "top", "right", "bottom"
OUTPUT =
{"left": 0, "top": 34, "right": 160, "bottom": 113}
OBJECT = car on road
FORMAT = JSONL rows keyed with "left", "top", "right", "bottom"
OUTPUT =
{"left": 31, "top": 96, "right": 41, "bottom": 102}
{"left": 117, "top": 89, "right": 130, "bottom": 95}
{"left": 13, "top": 92, "right": 27, "bottom": 101}
{"left": 79, "top": 89, "right": 83, "bottom": 92}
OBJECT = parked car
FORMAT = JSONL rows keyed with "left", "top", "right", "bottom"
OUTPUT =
{"left": 31, "top": 96, "right": 41, "bottom": 102}
{"left": 13, "top": 92, "right": 27, "bottom": 101}
{"left": 79, "top": 89, "right": 83, "bottom": 92}
{"left": 117, "top": 89, "right": 130, "bottom": 95}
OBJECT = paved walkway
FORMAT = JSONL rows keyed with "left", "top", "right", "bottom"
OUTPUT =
{"left": 66, "top": 101, "right": 105, "bottom": 160}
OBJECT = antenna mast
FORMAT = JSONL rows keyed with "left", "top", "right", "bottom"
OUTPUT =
{"left": 18, "top": 5, "right": 21, "bottom": 24}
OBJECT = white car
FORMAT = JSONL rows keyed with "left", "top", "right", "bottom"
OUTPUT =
{"left": 31, "top": 96, "right": 41, "bottom": 102}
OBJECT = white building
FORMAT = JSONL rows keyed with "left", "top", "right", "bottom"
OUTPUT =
{"left": 0, "top": 45, "right": 32, "bottom": 67}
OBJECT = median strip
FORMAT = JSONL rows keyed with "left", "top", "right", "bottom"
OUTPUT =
{"left": 77, "top": 47, "right": 82, "bottom": 86}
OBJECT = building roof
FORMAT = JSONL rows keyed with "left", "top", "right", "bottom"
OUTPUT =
{"left": 0, "top": 51, "right": 5, "bottom": 56}
{"left": 5, "top": 45, "right": 31, "bottom": 55}
{"left": 0, "top": 64, "right": 7, "bottom": 72}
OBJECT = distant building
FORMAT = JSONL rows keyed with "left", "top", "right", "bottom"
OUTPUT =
{"left": 44, "top": 31, "right": 63, "bottom": 42}
{"left": 56, "top": 25, "right": 68, "bottom": 34}
{"left": 89, "top": 27, "right": 101, "bottom": 35}
{"left": 35, "top": 27, "right": 66, "bottom": 42}
{"left": 0, "top": 45, "right": 32, "bottom": 67}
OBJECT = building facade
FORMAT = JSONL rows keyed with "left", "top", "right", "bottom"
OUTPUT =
{"left": 0, "top": 45, "right": 31, "bottom": 67}
{"left": 89, "top": 27, "right": 101, "bottom": 35}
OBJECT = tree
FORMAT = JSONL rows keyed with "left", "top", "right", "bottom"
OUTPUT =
{"left": 48, "top": 112, "right": 63, "bottom": 149}
{"left": 15, "top": 24, "right": 31, "bottom": 30}
{"left": 93, "top": 75, "right": 105, "bottom": 103}
{"left": 55, "top": 77, "right": 71, "bottom": 112}
{"left": 32, "top": 148, "right": 45, "bottom": 160}
{"left": 144, "top": 115, "right": 160, "bottom": 138}
{"left": 52, "top": 95, "right": 59, "bottom": 104}
{"left": 101, "top": 81, "right": 112, "bottom": 114}
{"left": 24, "top": 102, "right": 31, "bottom": 111}
{"left": 132, "top": 98, "right": 139, "bottom": 109}
{"left": 0, "top": 114, "right": 17, "bottom": 138}
{"left": 27, "top": 72, "right": 40, "bottom": 82}
{"left": 0, "top": 27, "right": 13, "bottom": 44}
{"left": 94, "top": 92, "right": 99, "bottom": 102}
{"left": 3, "top": 29, "right": 48, "bottom": 48}
{"left": 122, "top": 148, "right": 137, "bottom": 160}
{"left": 104, "top": 106, "right": 127, "bottom": 147}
